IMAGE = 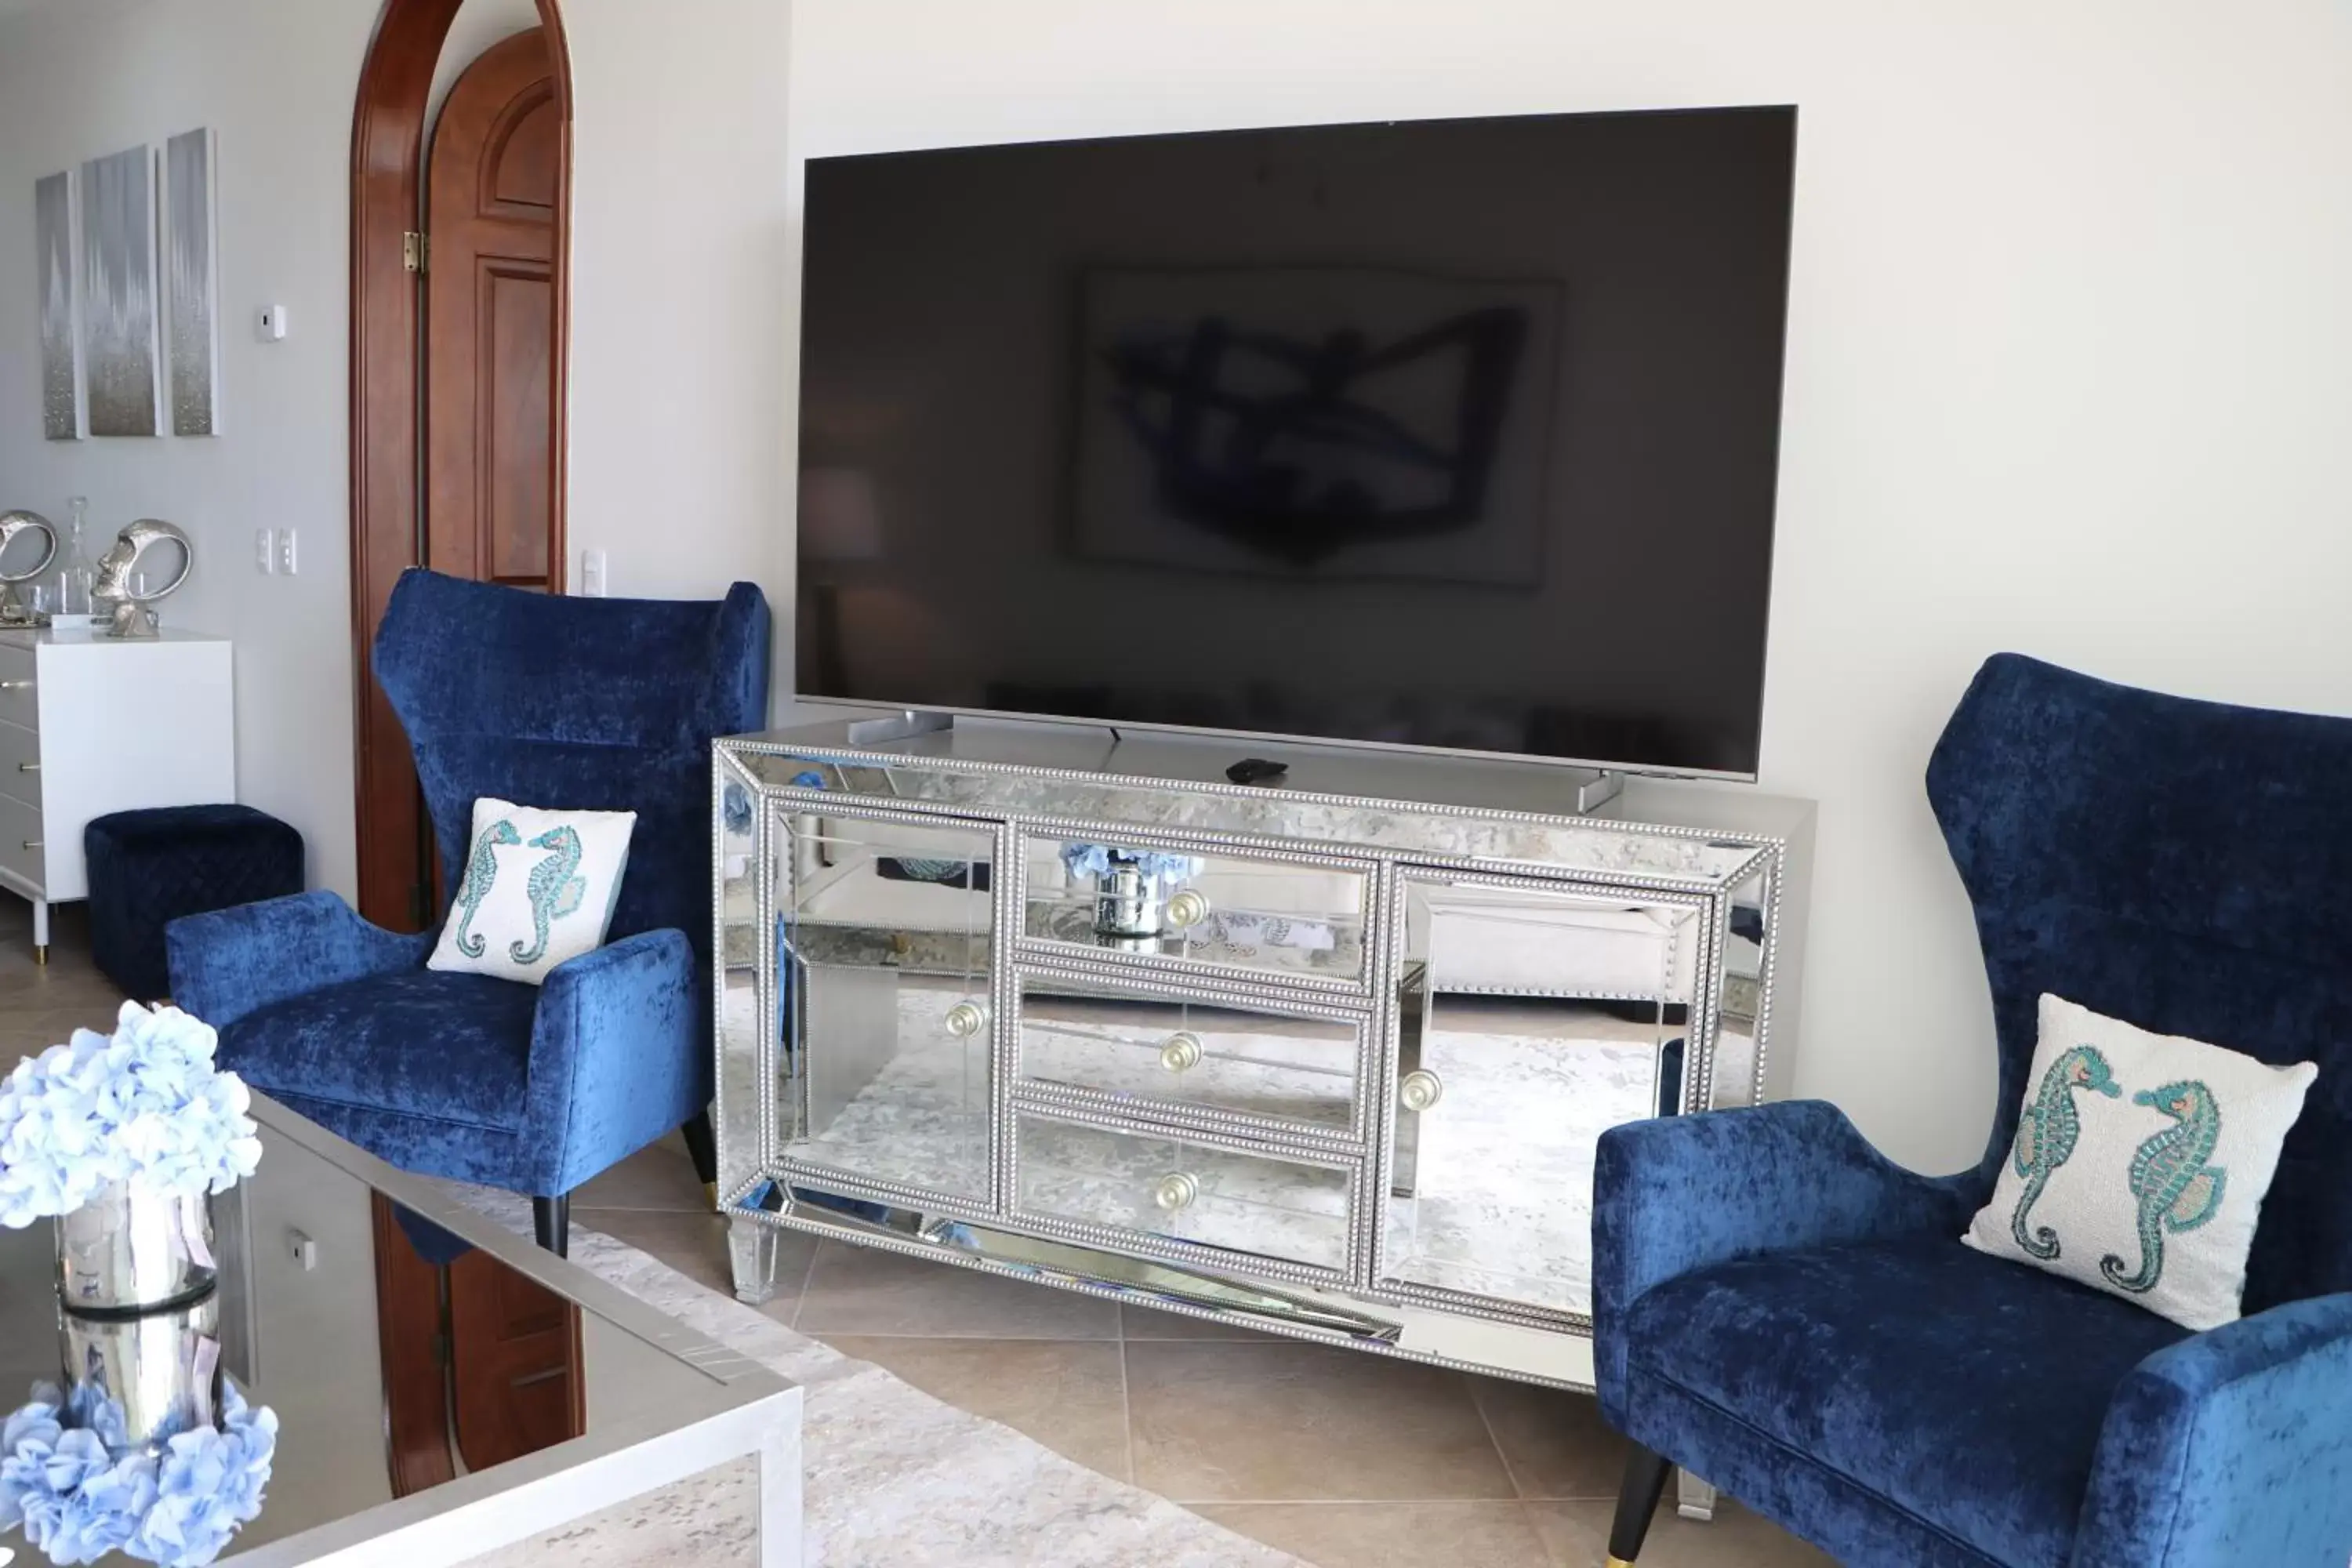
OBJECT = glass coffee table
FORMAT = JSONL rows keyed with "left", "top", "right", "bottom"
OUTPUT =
{"left": 0, "top": 1094, "right": 801, "bottom": 1568}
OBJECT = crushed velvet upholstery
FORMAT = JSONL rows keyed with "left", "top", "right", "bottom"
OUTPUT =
{"left": 167, "top": 571, "right": 769, "bottom": 1203}
{"left": 1595, "top": 654, "right": 2352, "bottom": 1567}
{"left": 85, "top": 804, "right": 303, "bottom": 1001}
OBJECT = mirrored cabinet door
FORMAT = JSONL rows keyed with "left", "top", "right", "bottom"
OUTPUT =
{"left": 1022, "top": 834, "right": 1370, "bottom": 987}
{"left": 773, "top": 808, "right": 1000, "bottom": 1201}
{"left": 1015, "top": 970, "right": 1362, "bottom": 1138}
{"left": 1381, "top": 873, "right": 1709, "bottom": 1319}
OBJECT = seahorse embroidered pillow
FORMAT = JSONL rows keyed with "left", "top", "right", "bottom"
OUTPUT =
{"left": 426, "top": 798, "right": 637, "bottom": 985}
{"left": 1962, "top": 993, "right": 2318, "bottom": 1331}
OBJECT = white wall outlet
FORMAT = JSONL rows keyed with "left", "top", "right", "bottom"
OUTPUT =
{"left": 256, "top": 305, "right": 289, "bottom": 341}
{"left": 277, "top": 528, "right": 298, "bottom": 575}
{"left": 579, "top": 548, "right": 608, "bottom": 597}
{"left": 288, "top": 1229, "right": 318, "bottom": 1272}
{"left": 254, "top": 528, "right": 275, "bottom": 575}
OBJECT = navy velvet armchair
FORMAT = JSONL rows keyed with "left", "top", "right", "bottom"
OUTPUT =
{"left": 1594, "top": 655, "right": 2352, "bottom": 1568}
{"left": 168, "top": 570, "right": 769, "bottom": 1254}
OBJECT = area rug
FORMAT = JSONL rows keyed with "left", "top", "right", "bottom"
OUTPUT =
{"left": 448, "top": 1189, "right": 1305, "bottom": 1567}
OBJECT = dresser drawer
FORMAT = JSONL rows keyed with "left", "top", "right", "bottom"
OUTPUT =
{"left": 1013, "top": 1110, "right": 1356, "bottom": 1276}
{"left": 0, "top": 646, "right": 37, "bottom": 731}
{"left": 1015, "top": 967, "right": 1363, "bottom": 1140}
{"left": 0, "top": 791, "right": 45, "bottom": 889}
{"left": 0, "top": 720, "right": 39, "bottom": 812}
{"left": 1022, "top": 833, "right": 1371, "bottom": 990}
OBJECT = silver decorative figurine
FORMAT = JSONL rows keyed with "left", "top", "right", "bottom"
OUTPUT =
{"left": 0, "top": 509, "right": 60, "bottom": 626}
{"left": 93, "top": 517, "right": 194, "bottom": 639}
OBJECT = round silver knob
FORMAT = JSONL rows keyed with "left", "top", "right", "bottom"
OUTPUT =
{"left": 1153, "top": 1172, "right": 1200, "bottom": 1212}
{"left": 943, "top": 1000, "right": 990, "bottom": 1040}
{"left": 1160, "top": 1032, "right": 1204, "bottom": 1073}
{"left": 1399, "top": 1069, "right": 1444, "bottom": 1112}
{"left": 1165, "top": 888, "right": 1211, "bottom": 930}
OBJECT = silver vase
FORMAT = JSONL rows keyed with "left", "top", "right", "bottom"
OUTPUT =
{"left": 54, "top": 1181, "right": 218, "bottom": 1316}
{"left": 59, "top": 1291, "right": 223, "bottom": 1451}
{"left": 1093, "top": 863, "right": 1166, "bottom": 938}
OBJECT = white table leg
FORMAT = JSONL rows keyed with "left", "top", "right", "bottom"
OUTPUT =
{"left": 31, "top": 897, "right": 47, "bottom": 965}
{"left": 1676, "top": 1468, "right": 1718, "bottom": 1522}
{"left": 758, "top": 1411, "right": 804, "bottom": 1567}
{"left": 731, "top": 1213, "right": 786, "bottom": 1306}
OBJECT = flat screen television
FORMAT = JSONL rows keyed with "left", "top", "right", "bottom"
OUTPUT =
{"left": 796, "top": 105, "right": 1796, "bottom": 779}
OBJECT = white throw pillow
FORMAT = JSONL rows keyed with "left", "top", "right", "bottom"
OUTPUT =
{"left": 426, "top": 798, "right": 637, "bottom": 985}
{"left": 1962, "top": 993, "right": 2318, "bottom": 1330}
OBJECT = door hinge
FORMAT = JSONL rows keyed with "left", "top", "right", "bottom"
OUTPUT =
{"left": 403, "top": 230, "right": 430, "bottom": 274}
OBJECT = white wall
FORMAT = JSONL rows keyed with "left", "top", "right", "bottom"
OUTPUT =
{"left": 785, "top": 0, "right": 2352, "bottom": 1172}
{"left": 0, "top": 0, "right": 796, "bottom": 904}
{"left": 0, "top": 0, "right": 381, "bottom": 898}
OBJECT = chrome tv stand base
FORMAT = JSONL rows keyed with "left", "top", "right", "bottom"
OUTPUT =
{"left": 713, "top": 707, "right": 1814, "bottom": 1501}
{"left": 825, "top": 707, "right": 1631, "bottom": 817}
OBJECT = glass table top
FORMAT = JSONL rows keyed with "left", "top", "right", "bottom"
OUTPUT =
{"left": 0, "top": 1097, "right": 746, "bottom": 1564}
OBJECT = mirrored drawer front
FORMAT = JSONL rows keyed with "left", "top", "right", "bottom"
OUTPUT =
{"left": 1017, "top": 970, "right": 1363, "bottom": 1138}
{"left": 1022, "top": 833, "right": 1370, "bottom": 988}
{"left": 1014, "top": 1112, "right": 1356, "bottom": 1276}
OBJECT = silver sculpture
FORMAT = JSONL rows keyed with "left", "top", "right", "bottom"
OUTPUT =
{"left": 0, "top": 510, "right": 59, "bottom": 626}
{"left": 93, "top": 517, "right": 194, "bottom": 639}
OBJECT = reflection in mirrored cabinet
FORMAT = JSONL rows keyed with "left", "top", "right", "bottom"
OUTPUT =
{"left": 1015, "top": 968, "right": 1364, "bottom": 1138}
{"left": 714, "top": 717, "right": 1812, "bottom": 1396}
{"left": 771, "top": 807, "right": 997, "bottom": 1200}
{"left": 1022, "top": 833, "right": 1371, "bottom": 987}
{"left": 1385, "top": 873, "right": 1713, "bottom": 1322}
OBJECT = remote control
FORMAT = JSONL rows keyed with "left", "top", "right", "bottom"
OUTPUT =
{"left": 1225, "top": 757, "right": 1290, "bottom": 786}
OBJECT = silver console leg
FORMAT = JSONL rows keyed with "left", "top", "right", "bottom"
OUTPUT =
{"left": 730, "top": 1214, "right": 786, "bottom": 1306}
{"left": 1675, "top": 1468, "right": 1718, "bottom": 1523}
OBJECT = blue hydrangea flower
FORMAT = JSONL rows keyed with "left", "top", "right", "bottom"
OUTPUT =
{"left": 0, "top": 1004, "right": 262, "bottom": 1229}
{"left": 0, "top": 1380, "right": 275, "bottom": 1568}
{"left": 1059, "top": 842, "right": 1202, "bottom": 888}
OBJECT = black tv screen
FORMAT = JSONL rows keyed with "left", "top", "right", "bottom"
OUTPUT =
{"left": 797, "top": 106, "right": 1796, "bottom": 777}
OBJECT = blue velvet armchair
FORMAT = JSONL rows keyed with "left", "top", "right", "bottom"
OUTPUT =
{"left": 1593, "top": 654, "right": 2352, "bottom": 1568}
{"left": 168, "top": 569, "right": 769, "bottom": 1254}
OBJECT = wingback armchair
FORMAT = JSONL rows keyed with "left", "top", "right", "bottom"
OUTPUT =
{"left": 169, "top": 569, "right": 770, "bottom": 1253}
{"left": 1593, "top": 654, "right": 2352, "bottom": 1568}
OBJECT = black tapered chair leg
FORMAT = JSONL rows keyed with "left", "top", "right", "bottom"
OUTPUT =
{"left": 682, "top": 1106, "right": 718, "bottom": 1207}
{"left": 533, "top": 1194, "right": 570, "bottom": 1258}
{"left": 1608, "top": 1445, "right": 1674, "bottom": 1566}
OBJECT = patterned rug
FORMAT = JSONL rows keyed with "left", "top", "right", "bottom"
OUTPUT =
{"left": 454, "top": 1192, "right": 1304, "bottom": 1566}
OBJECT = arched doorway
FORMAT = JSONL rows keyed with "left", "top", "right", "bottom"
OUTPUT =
{"left": 348, "top": 0, "right": 574, "bottom": 931}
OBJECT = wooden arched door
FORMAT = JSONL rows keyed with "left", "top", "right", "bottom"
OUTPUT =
{"left": 426, "top": 31, "right": 560, "bottom": 590}
{"left": 349, "top": 0, "right": 572, "bottom": 933}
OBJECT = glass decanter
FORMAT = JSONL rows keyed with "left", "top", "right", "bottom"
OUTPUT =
{"left": 53, "top": 495, "right": 95, "bottom": 619}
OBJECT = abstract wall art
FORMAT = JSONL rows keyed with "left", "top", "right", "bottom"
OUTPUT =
{"left": 79, "top": 144, "right": 162, "bottom": 438}
{"left": 35, "top": 170, "right": 81, "bottom": 441}
{"left": 163, "top": 128, "right": 221, "bottom": 437}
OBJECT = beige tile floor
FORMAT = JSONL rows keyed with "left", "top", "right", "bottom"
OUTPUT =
{"left": 0, "top": 899, "right": 1834, "bottom": 1568}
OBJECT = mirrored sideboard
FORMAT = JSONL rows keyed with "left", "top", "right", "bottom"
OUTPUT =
{"left": 712, "top": 716, "right": 1813, "bottom": 1392}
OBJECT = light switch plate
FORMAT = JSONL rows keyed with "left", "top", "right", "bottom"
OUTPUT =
{"left": 254, "top": 528, "right": 275, "bottom": 575}
{"left": 580, "top": 548, "right": 608, "bottom": 597}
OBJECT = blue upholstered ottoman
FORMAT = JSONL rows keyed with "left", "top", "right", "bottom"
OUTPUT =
{"left": 85, "top": 805, "right": 303, "bottom": 1001}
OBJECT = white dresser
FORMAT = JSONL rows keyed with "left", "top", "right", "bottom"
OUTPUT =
{"left": 0, "top": 627, "right": 236, "bottom": 960}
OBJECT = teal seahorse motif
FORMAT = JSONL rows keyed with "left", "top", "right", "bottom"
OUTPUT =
{"left": 2009, "top": 1044, "right": 2121, "bottom": 1259}
{"left": 452, "top": 819, "right": 522, "bottom": 959}
{"left": 510, "top": 825, "right": 589, "bottom": 966}
{"left": 2101, "top": 1080, "right": 2226, "bottom": 1295}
